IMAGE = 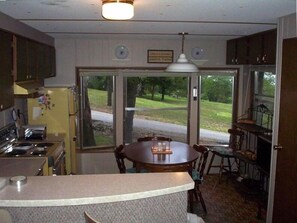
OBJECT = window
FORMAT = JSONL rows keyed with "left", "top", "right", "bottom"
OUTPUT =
{"left": 252, "top": 71, "right": 275, "bottom": 130}
{"left": 79, "top": 71, "right": 116, "bottom": 149}
{"left": 253, "top": 71, "right": 275, "bottom": 112}
{"left": 198, "top": 70, "right": 238, "bottom": 145}
{"left": 124, "top": 75, "right": 190, "bottom": 144}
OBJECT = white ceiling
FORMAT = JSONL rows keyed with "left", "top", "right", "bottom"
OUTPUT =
{"left": 0, "top": 0, "right": 295, "bottom": 39}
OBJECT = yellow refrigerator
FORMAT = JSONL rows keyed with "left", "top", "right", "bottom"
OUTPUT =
{"left": 27, "top": 87, "right": 77, "bottom": 174}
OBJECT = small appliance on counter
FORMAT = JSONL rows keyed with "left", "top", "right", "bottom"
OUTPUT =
{"left": 23, "top": 125, "right": 47, "bottom": 140}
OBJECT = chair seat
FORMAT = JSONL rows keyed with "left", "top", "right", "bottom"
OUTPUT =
{"left": 211, "top": 146, "right": 234, "bottom": 156}
{"left": 191, "top": 169, "right": 203, "bottom": 182}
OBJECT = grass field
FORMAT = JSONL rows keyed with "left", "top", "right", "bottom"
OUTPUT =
{"left": 88, "top": 88, "right": 232, "bottom": 132}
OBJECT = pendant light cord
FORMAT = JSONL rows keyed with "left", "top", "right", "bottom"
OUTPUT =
{"left": 180, "top": 32, "right": 188, "bottom": 54}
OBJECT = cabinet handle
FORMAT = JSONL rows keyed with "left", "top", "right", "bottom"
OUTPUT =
{"left": 273, "top": 145, "right": 283, "bottom": 151}
{"left": 262, "top": 54, "right": 266, "bottom": 63}
{"left": 257, "top": 56, "right": 260, "bottom": 63}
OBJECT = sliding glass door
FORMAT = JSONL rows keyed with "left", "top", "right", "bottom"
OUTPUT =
{"left": 198, "top": 70, "right": 238, "bottom": 145}
{"left": 77, "top": 69, "right": 238, "bottom": 149}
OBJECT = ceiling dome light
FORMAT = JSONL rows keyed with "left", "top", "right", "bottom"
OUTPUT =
{"left": 102, "top": 0, "right": 134, "bottom": 20}
{"left": 166, "top": 32, "right": 199, "bottom": 73}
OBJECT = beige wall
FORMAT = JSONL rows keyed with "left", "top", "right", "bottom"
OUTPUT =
{"left": 45, "top": 37, "right": 228, "bottom": 86}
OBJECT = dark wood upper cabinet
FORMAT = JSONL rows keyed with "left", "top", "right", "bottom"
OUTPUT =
{"left": 262, "top": 29, "right": 277, "bottom": 65}
{"left": 15, "top": 36, "right": 31, "bottom": 82}
{"left": 248, "top": 29, "right": 277, "bottom": 65}
{"left": 226, "top": 29, "right": 276, "bottom": 65}
{"left": 226, "top": 37, "right": 248, "bottom": 65}
{"left": 0, "top": 30, "right": 14, "bottom": 110}
{"left": 226, "top": 39, "right": 236, "bottom": 64}
{"left": 49, "top": 46, "right": 56, "bottom": 78}
{"left": 15, "top": 36, "right": 56, "bottom": 81}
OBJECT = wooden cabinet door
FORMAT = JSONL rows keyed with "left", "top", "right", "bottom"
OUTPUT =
{"left": 16, "top": 37, "right": 47, "bottom": 81}
{"left": 272, "top": 37, "right": 297, "bottom": 222}
{"left": 49, "top": 46, "right": 56, "bottom": 78}
{"left": 43, "top": 44, "right": 51, "bottom": 78}
{"left": 27, "top": 40, "right": 39, "bottom": 80}
{"left": 248, "top": 33, "right": 263, "bottom": 65}
{"left": 236, "top": 37, "right": 248, "bottom": 64}
{"left": 16, "top": 36, "right": 29, "bottom": 81}
{"left": 226, "top": 39, "right": 236, "bottom": 64}
{"left": 263, "top": 29, "right": 277, "bottom": 65}
{"left": 0, "top": 30, "right": 13, "bottom": 110}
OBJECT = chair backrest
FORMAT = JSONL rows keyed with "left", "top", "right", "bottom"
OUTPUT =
{"left": 192, "top": 144, "right": 209, "bottom": 179}
{"left": 228, "top": 128, "right": 244, "bottom": 151}
{"left": 84, "top": 211, "right": 100, "bottom": 223}
{"left": 114, "top": 145, "right": 127, "bottom": 173}
{"left": 137, "top": 136, "right": 172, "bottom": 142}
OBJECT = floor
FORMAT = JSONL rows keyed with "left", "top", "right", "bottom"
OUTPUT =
{"left": 190, "top": 174, "right": 267, "bottom": 223}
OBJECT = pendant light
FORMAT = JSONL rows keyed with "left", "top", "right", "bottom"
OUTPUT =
{"left": 102, "top": 0, "right": 134, "bottom": 20}
{"left": 166, "top": 32, "right": 199, "bottom": 73}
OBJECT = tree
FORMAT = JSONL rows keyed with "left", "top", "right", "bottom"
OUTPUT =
{"left": 158, "top": 77, "right": 174, "bottom": 101}
{"left": 201, "top": 76, "right": 232, "bottom": 103}
{"left": 125, "top": 77, "right": 141, "bottom": 143}
{"left": 82, "top": 79, "right": 96, "bottom": 147}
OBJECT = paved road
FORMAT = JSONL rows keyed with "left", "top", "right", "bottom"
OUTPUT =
{"left": 91, "top": 110, "right": 229, "bottom": 143}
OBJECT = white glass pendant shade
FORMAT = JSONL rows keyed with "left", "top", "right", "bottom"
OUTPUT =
{"left": 166, "top": 32, "right": 199, "bottom": 73}
{"left": 102, "top": 0, "right": 134, "bottom": 20}
{"left": 166, "top": 53, "right": 199, "bottom": 73}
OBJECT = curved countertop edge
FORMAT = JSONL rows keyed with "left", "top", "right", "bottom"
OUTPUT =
{"left": 0, "top": 173, "right": 194, "bottom": 207}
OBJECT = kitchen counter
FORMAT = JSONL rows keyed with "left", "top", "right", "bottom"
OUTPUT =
{"left": 0, "top": 172, "right": 193, "bottom": 223}
{"left": 0, "top": 157, "right": 46, "bottom": 177}
{"left": 0, "top": 172, "right": 193, "bottom": 207}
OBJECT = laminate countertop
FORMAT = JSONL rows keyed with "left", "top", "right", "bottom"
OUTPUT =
{"left": 0, "top": 172, "right": 193, "bottom": 207}
{"left": 0, "top": 157, "right": 46, "bottom": 177}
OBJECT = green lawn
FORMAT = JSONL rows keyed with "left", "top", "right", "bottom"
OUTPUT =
{"left": 88, "top": 88, "right": 232, "bottom": 132}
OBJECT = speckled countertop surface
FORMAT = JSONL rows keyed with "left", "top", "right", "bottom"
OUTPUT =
{"left": 0, "top": 157, "right": 46, "bottom": 177}
{"left": 0, "top": 172, "right": 193, "bottom": 207}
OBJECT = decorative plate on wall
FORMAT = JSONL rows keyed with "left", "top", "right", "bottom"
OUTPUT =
{"left": 191, "top": 47, "right": 205, "bottom": 60}
{"left": 115, "top": 45, "right": 129, "bottom": 59}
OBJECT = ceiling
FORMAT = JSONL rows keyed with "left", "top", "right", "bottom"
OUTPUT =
{"left": 0, "top": 0, "right": 295, "bottom": 39}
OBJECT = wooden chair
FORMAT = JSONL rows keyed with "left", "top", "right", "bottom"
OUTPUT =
{"left": 190, "top": 144, "right": 209, "bottom": 214}
{"left": 137, "top": 136, "right": 172, "bottom": 142}
{"left": 206, "top": 128, "right": 244, "bottom": 183}
{"left": 84, "top": 211, "right": 100, "bottom": 223}
{"left": 114, "top": 144, "right": 128, "bottom": 173}
{"left": 114, "top": 145, "right": 147, "bottom": 173}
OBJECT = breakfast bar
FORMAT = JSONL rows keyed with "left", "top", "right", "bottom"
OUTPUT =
{"left": 0, "top": 172, "right": 193, "bottom": 223}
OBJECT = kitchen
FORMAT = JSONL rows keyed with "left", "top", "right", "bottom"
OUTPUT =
{"left": 0, "top": 1, "right": 296, "bottom": 222}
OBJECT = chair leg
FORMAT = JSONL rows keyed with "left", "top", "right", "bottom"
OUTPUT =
{"left": 196, "top": 185, "right": 207, "bottom": 214}
{"left": 227, "top": 158, "right": 232, "bottom": 173}
{"left": 207, "top": 153, "right": 215, "bottom": 175}
{"left": 194, "top": 189, "right": 198, "bottom": 201}
{"left": 219, "top": 157, "right": 224, "bottom": 183}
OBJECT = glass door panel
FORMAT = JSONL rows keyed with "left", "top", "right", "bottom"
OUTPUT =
{"left": 124, "top": 76, "right": 189, "bottom": 144}
{"left": 79, "top": 72, "right": 115, "bottom": 149}
{"left": 199, "top": 72, "right": 236, "bottom": 145}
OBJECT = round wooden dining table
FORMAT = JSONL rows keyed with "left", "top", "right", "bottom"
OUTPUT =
{"left": 124, "top": 141, "right": 199, "bottom": 172}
